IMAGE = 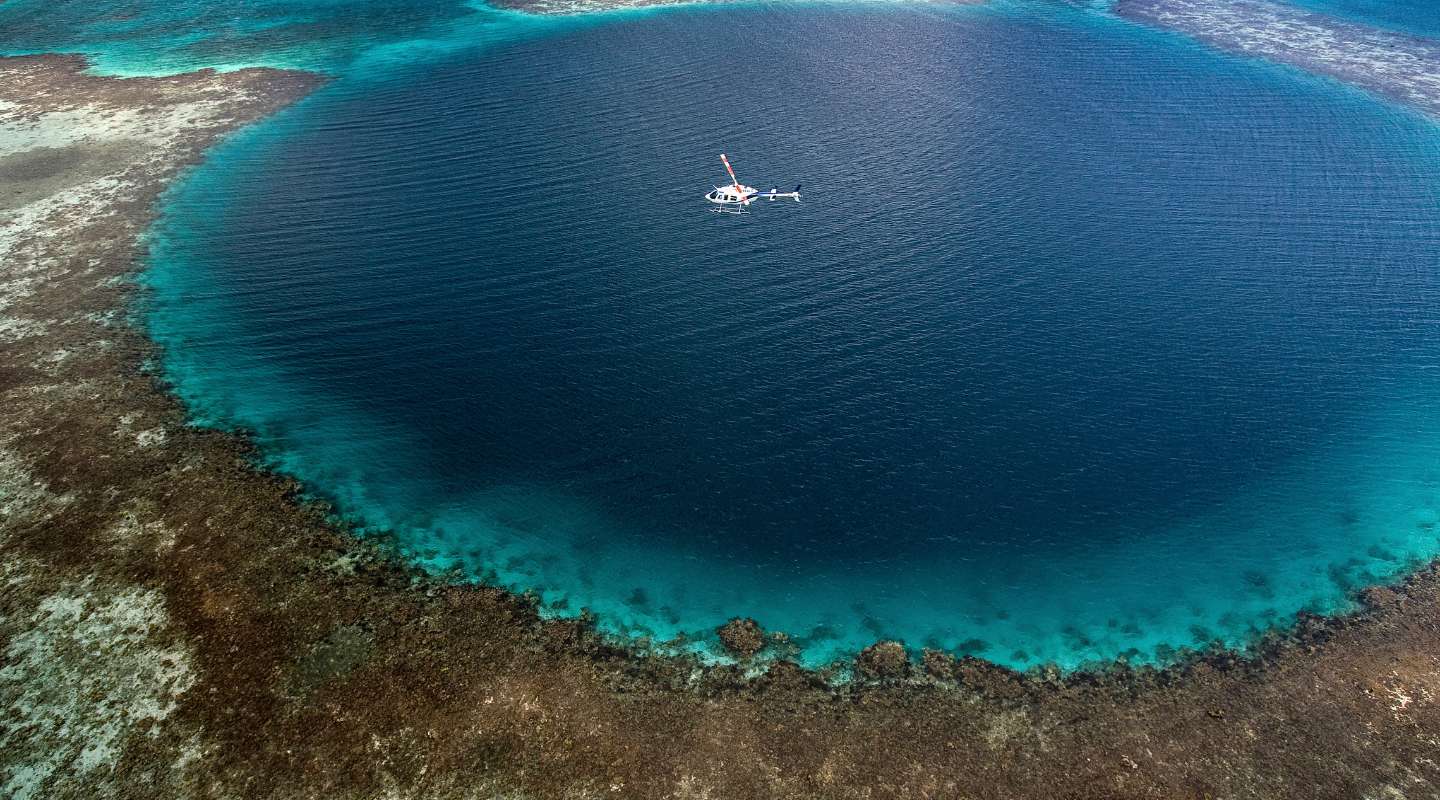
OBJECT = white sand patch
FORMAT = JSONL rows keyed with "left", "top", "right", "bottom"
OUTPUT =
{"left": 1380, "top": 666, "right": 1440, "bottom": 724}
{"left": 86, "top": 308, "right": 122, "bottom": 327}
{"left": 1, "top": 176, "right": 127, "bottom": 278}
{"left": 0, "top": 316, "right": 47, "bottom": 341}
{"left": 0, "top": 446, "right": 69, "bottom": 533}
{"left": 0, "top": 106, "right": 202, "bottom": 152}
{"left": 0, "top": 580, "right": 196, "bottom": 800}
{"left": 326, "top": 550, "right": 363, "bottom": 577}
{"left": 104, "top": 508, "right": 179, "bottom": 555}
{"left": 114, "top": 412, "right": 169, "bottom": 448}
{"left": 982, "top": 708, "right": 1035, "bottom": 751}
{"left": 674, "top": 774, "right": 717, "bottom": 799}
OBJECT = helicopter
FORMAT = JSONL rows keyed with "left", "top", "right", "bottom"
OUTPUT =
{"left": 704, "top": 154, "right": 801, "bottom": 212}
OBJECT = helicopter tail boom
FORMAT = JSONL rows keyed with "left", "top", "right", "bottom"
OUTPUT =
{"left": 758, "top": 184, "right": 802, "bottom": 202}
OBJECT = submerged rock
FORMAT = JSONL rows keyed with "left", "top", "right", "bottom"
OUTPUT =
{"left": 855, "top": 641, "right": 910, "bottom": 681}
{"left": 921, "top": 648, "right": 958, "bottom": 681}
{"left": 717, "top": 617, "right": 766, "bottom": 659}
{"left": 1359, "top": 585, "right": 1401, "bottom": 611}
{"left": 953, "top": 656, "right": 1029, "bottom": 700}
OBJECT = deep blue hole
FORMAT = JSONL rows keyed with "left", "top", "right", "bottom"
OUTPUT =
{"left": 148, "top": 4, "right": 1440, "bottom": 666}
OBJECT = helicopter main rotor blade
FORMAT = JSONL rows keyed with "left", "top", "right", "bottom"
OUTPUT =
{"left": 719, "top": 153, "right": 742, "bottom": 191}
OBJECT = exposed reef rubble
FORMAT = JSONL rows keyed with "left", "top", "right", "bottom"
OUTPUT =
{"left": 4, "top": 50, "right": 1440, "bottom": 800}
{"left": 1117, "top": 0, "right": 1440, "bottom": 120}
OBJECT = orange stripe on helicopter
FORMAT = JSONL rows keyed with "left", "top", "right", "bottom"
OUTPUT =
{"left": 720, "top": 153, "right": 741, "bottom": 191}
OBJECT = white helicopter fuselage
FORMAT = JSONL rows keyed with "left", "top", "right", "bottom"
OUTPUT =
{"left": 705, "top": 184, "right": 758, "bottom": 205}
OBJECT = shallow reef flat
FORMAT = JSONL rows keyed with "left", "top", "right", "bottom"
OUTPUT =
{"left": 486, "top": 0, "right": 724, "bottom": 13}
{"left": 487, "top": 0, "right": 980, "bottom": 16}
{"left": 4, "top": 51, "right": 1440, "bottom": 800}
{"left": 1117, "top": 0, "right": 1440, "bottom": 119}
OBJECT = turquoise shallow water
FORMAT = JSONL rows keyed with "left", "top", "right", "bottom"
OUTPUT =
{"left": 0, "top": 0, "right": 579, "bottom": 75}
{"left": 7, "top": 0, "right": 1440, "bottom": 670}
